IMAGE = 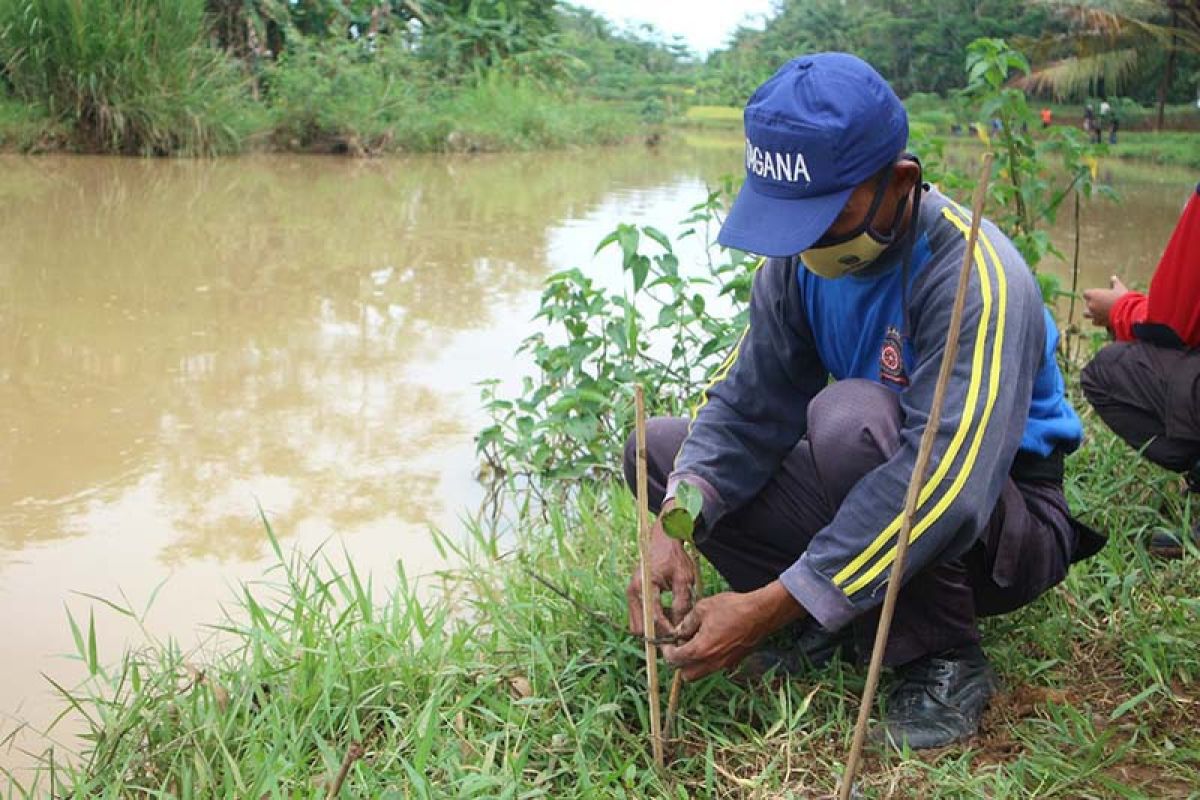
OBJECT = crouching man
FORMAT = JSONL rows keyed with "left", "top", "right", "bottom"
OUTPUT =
{"left": 623, "top": 53, "right": 1104, "bottom": 749}
{"left": 1081, "top": 183, "right": 1200, "bottom": 557}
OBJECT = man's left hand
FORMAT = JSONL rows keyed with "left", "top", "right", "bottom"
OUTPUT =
{"left": 663, "top": 580, "right": 805, "bottom": 681}
{"left": 1082, "top": 275, "right": 1129, "bottom": 328}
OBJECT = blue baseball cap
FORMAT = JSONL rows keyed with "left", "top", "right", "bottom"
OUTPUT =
{"left": 717, "top": 53, "right": 908, "bottom": 258}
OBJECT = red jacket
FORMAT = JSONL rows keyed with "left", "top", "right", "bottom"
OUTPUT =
{"left": 1109, "top": 183, "right": 1200, "bottom": 348}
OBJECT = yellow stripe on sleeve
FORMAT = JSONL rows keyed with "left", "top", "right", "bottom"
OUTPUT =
{"left": 831, "top": 207, "right": 996, "bottom": 588}
{"left": 840, "top": 208, "right": 1009, "bottom": 597}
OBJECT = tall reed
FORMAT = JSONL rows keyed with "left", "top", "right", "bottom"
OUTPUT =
{"left": 0, "top": 0, "right": 257, "bottom": 155}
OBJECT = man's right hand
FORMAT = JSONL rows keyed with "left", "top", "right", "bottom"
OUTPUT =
{"left": 626, "top": 502, "right": 698, "bottom": 638}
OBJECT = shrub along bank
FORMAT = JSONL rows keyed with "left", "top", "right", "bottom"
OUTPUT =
{"left": 0, "top": 0, "right": 668, "bottom": 156}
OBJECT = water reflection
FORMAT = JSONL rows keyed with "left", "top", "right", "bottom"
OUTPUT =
{"left": 0, "top": 148, "right": 736, "bottom": 562}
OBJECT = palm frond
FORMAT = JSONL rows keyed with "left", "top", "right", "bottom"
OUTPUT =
{"left": 1016, "top": 47, "right": 1141, "bottom": 99}
{"left": 1031, "top": 0, "right": 1200, "bottom": 52}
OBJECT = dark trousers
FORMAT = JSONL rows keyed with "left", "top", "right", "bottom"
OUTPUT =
{"left": 624, "top": 380, "right": 1081, "bottom": 666}
{"left": 1081, "top": 341, "right": 1200, "bottom": 475}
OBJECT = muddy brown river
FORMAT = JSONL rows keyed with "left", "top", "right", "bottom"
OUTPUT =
{"left": 0, "top": 137, "right": 1191, "bottom": 775}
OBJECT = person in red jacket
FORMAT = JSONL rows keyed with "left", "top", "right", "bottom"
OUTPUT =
{"left": 1081, "top": 182, "right": 1200, "bottom": 556}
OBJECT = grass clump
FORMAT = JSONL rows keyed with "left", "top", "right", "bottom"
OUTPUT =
{"left": 1108, "top": 132, "right": 1200, "bottom": 170}
{"left": 263, "top": 37, "right": 423, "bottom": 155}
{"left": 429, "top": 76, "right": 634, "bottom": 153}
{"left": 0, "top": 1, "right": 650, "bottom": 156}
{"left": 681, "top": 105, "right": 743, "bottom": 130}
{"left": 7, "top": 410, "right": 1200, "bottom": 797}
{"left": 0, "top": 0, "right": 260, "bottom": 156}
{"left": 264, "top": 40, "right": 637, "bottom": 155}
{"left": 0, "top": 92, "right": 60, "bottom": 151}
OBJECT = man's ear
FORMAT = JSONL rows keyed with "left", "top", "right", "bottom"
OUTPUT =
{"left": 892, "top": 159, "right": 921, "bottom": 197}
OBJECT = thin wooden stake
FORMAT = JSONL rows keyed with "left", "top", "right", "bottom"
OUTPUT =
{"left": 838, "top": 153, "right": 995, "bottom": 799}
{"left": 634, "top": 385, "right": 666, "bottom": 768}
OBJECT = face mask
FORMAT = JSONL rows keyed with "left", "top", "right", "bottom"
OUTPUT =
{"left": 800, "top": 169, "right": 907, "bottom": 279}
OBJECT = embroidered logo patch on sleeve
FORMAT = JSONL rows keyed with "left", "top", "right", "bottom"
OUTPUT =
{"left": 879, "top": 325, "right": 909, "bottom": 387}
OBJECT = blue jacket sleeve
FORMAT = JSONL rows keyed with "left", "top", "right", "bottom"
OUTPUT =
{"left": 666, "top": 257, "right": 829, "bottom": 534}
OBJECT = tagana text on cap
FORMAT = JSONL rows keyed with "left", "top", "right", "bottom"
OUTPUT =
{"left": 717, "top": 53, "right": 908, "bottom": 258}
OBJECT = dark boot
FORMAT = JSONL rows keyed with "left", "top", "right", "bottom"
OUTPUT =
{"left": 1147, "top": 464, "right": 1200, "bottom": 559}
{"left": 873, "top": 644, "right": 996, "bottom": 750}
{"left": 1146, "top": 519, "right": 1200, "bottom": 559}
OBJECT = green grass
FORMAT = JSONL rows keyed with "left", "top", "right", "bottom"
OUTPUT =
{"left": 0, "top": 0, "right": 260, "bottom": 156}
{"left": 0, "top": 93, "right": 61, "bottom": 152}
{"left": 0, "top": 23, "right": 643, "bottom": 157}
{"left": 681, "top": 105, "right": 743, "bottom": 130}
{"left": 1107, "top": 132, "right": 1200, "bottom": 171}
{"left": 4, "top": 396, "right": 1198, "bottom": 798}
{"left": 263, "top": 40, "right": 640, "bottom": 155}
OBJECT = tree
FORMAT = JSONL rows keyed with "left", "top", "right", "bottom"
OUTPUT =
{"left": 697, "top": 0, "right": 1064, "bottom": 104}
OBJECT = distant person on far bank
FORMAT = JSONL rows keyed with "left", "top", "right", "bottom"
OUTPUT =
{"left": 1098, "top": 99, "right": 1113, "bottom": 143}
{"left": 1083, "top": 103, "right": 1095, "bottom": 140}
{"left": 1081, "top": 183, "right": 1200, "bottom": 557}
{"left": 1041, "top": 107, "right": 1052, "bottom": 128}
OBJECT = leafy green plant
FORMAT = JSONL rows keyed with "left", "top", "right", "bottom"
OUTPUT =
{"left": 0, "top": 0, "right": 260, "bottom": 155}
{"left": 477, "top": 186, "right": 756, "bottom": 486}
{"left": 264, "top": 36, "right": 422, "bottom": 152}
{"left": 661, "top": 481, "right": 702, "bottom": 542}
{"left": 961, "top": 37, "right": 1122, "bottom": 370}
{"left": 963, "top": 38, "right": 1110, "bottom": 272}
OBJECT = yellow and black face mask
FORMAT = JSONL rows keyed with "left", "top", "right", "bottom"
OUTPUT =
{"left": 800, "top": 166, "right": 908, "bottom": 279}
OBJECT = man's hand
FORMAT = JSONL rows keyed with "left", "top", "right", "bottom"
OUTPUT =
{"left": 626, "top": 502, "right": 698, "bottom": 638}
{"left": 1083, "top": 275, "right": 1129, "bottom": 328}
{"left": 663, "top": 581, "right": 805, "bottom": 681}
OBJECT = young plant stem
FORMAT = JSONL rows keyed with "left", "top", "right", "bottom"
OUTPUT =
{"left": 1065, "top": 187, "right": 1082, "bottom": 372}
{"left": 838, "top": 153, "right": 994, "bottom": 800}
{"left": 665, "top": 547, "right": 701, "bottom": 741}
{"left": 634, "top": 385, "right": 666, "bottom": 769}
{"left": 325, "top": 741, "right": 363, "bottom": 799}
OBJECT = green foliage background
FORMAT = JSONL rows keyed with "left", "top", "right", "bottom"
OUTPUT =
{"left": 1, "top": 0, "right": 1197, "bottom": 154}
{"left": 696, "top": 0, "right": 1200, "bottom": 108}
{"left": 0, "top": 0, "right": 694, "bottom": 154}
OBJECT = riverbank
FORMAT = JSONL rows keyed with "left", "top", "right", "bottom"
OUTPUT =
{"left": 0, "top": 84, "right": 645, "bottom": 157}
{"left": 0, "top": 0, "right": 679, "bottom": 157}
{"left": 8, "top": 405, "right": 1198, "bottom": 797}
{"left": 683, "top": 105, "right": 1200, "bottom": 171}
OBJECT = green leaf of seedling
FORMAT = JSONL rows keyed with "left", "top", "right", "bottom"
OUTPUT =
{"left": 661, "top": 508, "right": 693, "bottom": 542}
{"left": 676, "top": 481, "right": 703, "bottom": 518}
{"left": 661, "top": 482, "right": 703, "bottom": 542}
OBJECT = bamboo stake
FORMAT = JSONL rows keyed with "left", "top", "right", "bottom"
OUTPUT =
{"left": 838, "top": 153, "right": 995, "bottom": 800}
{"left": 634, "top": 385, "right": 666, "bottom": 769}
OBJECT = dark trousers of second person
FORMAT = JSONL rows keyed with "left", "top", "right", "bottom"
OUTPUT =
{"left": 625, "top": 379, "right": 1099, "bottom": 667}
{"left": 1081, "top": 341, "right": 1200, "bottom": 481}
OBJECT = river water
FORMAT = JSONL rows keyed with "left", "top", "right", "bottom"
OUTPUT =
{"left": 0, "top": 137, "right": 1191, "bottom": 774}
